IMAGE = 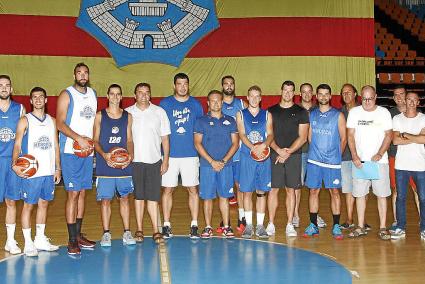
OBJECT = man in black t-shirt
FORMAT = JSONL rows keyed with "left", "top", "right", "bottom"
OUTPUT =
{"left": 267, "top": 80, "right": 309, "bottom": 237}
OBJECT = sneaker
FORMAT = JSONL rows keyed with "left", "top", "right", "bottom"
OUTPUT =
{"left": 390, "top": 228, "right": 406, "bottom": 240}
{"left": 201, "top": 227, "right": 213, "bottom": 239}
{"left": 286, "top": 223, "right": 297, "bottom": 237}
{"left": 4, "top": 240, "right": 22, "bottom": 255}
{"left": 255, "top": 225, "right": 269, "bottom": 239}
{"left": 266, "top": 223, "right": 276, "bottom": 236}
{"left": 237, "top": 218, "right": 246, "bottom": 232}
{"left": 303, "top": 223, "right": 319, "bottom": 237}
{"left": 339, "top": 222, "right": 355, "bottom": 230}
{"left": 389, "top": 222, "right": 397, "bottom": 234}
{"left": 222, "top": 227, "right": 235, "bottom": 239}
{"left": 189, "top": 226, "right": 200, "bottom": 239}
{"left": 242, "top": 224, "right": 254, "bottom": 239}
{"left": 122, "top": 231, "right": 136, "bottom": 245}
{"left": 364, "top": 223, "right": 372, "bottom": 231}
{"left": 24, "top": 242, "right": 38, "bottom": 257}
{"left": 34, "top": 236, "right": 59, "bottom": 251}
{"left": 162, "top": 226, "right": 173, "bottom": 239}
{"left": 100, "top": 232, "right": 112, "bottom": 247}
{"left": 78, "top": 234, "right": 96, "bottom": 248}
{"left": 332, "top": 224, "right": 344, "bottom": 240}
{"left": 317, "top": 216, "right": 327, "bottom": 228}
{"left": 229, "top": 196, "right": 237, "bottom": 205}
{"left": 292, "top": 216, "right": 300, "bottom": 228}
{"left": 421, "top": 230, "right": 425, "bottom": 240}
{"left": 67, "top": 240, "right": 81, "bottom": 255}
{"left": 216, "top": 221, "right": 224, "bottom": 234}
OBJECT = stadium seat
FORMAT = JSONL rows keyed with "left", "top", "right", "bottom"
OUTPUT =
{"left": 414, "top": 73, "right": 425, "bottom": 83}
{"left": 378, "top": 73, "right": 390, "bottom": 84}
{"left": 402, "top": 73, "right": 414, "bottom": 84}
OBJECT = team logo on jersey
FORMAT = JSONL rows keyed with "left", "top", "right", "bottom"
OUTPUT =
{"left": 209, "top": 121, "right": 214, "bottom": 126}
{"left": 223, "top": 120, "right": 231, "bottom": 125}
{"left": 0, "top": 127, "right": 15, "bottom": 143}
{"left": 176, "top": 126, "right": 186, "bottom": 134}
{"left": 247, "top": 131, "right": 263, "bottom": 144}
{"left": 112, "top": 126, "right": 120, "bottom": 134}
{"left": 76, "top": 0, "right": 219, "bottom": 67}
{"left": 33, "top": 135, "right": 53, "bottom": 150}
{"left": 80, "top": 106, "right": 96, "bottom": 120}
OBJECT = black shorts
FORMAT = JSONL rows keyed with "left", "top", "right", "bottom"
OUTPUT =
{"left": 271, "top": 153, "right": 302, "bottom": 189}
{"left": 132, "top": 161, "right": 162, "bottom": 201}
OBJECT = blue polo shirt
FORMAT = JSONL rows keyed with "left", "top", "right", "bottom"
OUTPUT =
{"left": 194, "top": 113, "right": 237, "bottom": 167}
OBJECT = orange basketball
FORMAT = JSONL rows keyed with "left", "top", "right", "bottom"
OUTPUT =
{"left": 109, "top": 147, "right": 130, "bottom": 169}
{"left": 250, "top": 142, "right": 271, "bottom": 162}
{"left": 72, "top": 138, "right": 94, "bottom": 158}
{"left": 16, "top": 154, "right": 39, "bottom": 177}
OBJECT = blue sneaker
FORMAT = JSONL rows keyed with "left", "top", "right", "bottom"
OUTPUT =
{"left": 332, "top": 224, "right": 344, "bottom": 240}
{"left": 303, "top": 223, "right": 319, "bottom": 237}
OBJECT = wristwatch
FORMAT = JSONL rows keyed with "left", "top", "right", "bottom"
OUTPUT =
{"left": 220, "top": 159, "right": 227, "bottom": 164}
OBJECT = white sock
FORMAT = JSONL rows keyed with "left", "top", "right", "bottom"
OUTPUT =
{"left": 164, "top": 222, "right": 171, "bottom": 227}
{"left": 238, "top": 208, "right": 245, "bottom": 221}
{"left": 257, "top": 213, "right": 265, "bottom": 226}
{"left": 245, "top": 211, "right": 253, "bottom": 225}
{"left": 22, "top": 228, "right": 32, "bottom": 245}
{"left": 191, "top": 220, "right": 198, "bottom": 227}
{"left": 36, "top": 224, "right": 46, "bottom": 238}
{"left": 6, "top": 224, "right": 16, "bottom": 242}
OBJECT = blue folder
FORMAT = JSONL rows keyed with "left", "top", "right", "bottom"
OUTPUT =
{"left": 353, "top": 161, "right": 380, "bottom": 180}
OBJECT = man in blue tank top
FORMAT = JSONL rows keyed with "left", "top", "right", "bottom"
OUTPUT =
{"left": 93, "top": 84, "right": 136, "bottom": 247}
{"left": 0, "top": 75, "right": 26, "bottom": 255}
{"left": 236, "top": 85, "right": 274, "bottom": 239}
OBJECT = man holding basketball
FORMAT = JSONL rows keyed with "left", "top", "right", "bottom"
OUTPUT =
{"left": 12, "top": 87, "right": 61, "bottom": 256}
{"left": 57, "top": 63, "right": 97, "bottom": 254}
{"left": 93, "top": 84, "right": 136, "bottom": 247}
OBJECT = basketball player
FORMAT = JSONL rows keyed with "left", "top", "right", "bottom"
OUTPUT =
{"left": 93, "top": 84, "right": 136, "bottom": 247}
{"left": 57, "top": 63, "right": 97, "bottom": 254}
{"left": 12, "top": 87, "right": 61, "bottom": 256}
{"left": 236, "top": 85, "right": 273, "bottom": 239}
{"left": 0, "top": 75, "right": 26, "bottom": 254}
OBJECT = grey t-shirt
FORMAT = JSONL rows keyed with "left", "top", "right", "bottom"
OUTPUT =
{"left": 388, "top": 107, "right": 401, "bottom": 157}
{"left": 341, "top": 105, "right": 352, "bottom": 161}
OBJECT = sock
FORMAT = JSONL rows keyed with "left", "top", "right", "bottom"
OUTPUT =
{"left": 238, "top": 208, "right": 245, "bottom": 221}
{"left": 245, "top": 211, "right": 253, "bottom": 225}
{"left": 310, "top": 212, "right": 318, "bottom": 227}
{"left": 6, "top": 224, "right": 16, "bottom": 242}
{"left": 36, "top": 224, "right": 46, "bottom": 238}
{"left": 164, "top": 221, "right": 171, "bottom": 227}
{"left": 333, "top": 214, "right": 341, "bottom": 226}
{"left": 76, "top": 218, "right": 83, "bottom": 235}
{"left": 190, "top": 220, "right": 198, "bottom": 227}
{"left": 256, "top": 212, "right": 265, "bottom": 226}
{"left": 22, "top": 228, "right": 32, "bottom": 245}
{"left": 67, "top": 223, "right": 77, "bottom": 242}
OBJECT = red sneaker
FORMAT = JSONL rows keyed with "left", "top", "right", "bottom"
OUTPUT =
{"left": 229, "top": 196, "right": 237, "bottom": 206}
{"left": 67, "top": 240, "right": 81, "bottom": 255}
{"left": 216, "top": 221, "right": 224, "bottom": 234}
{"left": 77, "top": 234, "right": 96, "bottom": 248}
{"left": 237, "top": 218, "right": 246, "bottom": 232}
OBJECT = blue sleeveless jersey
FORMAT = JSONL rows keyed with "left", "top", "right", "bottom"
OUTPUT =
{"left": 0, "top": 101, "right": 23, "bottom": 157}
{"left": 307, "top": 107, "right": 342, "bottom": 167}
{"left": 223, "top": 98, "right": 245, "bottom": 161}
{"left": 240, "top": 108, "right": 268, "bottom": 155}
{"left": 96, "top": 110, "right": 132, "bottom": 176}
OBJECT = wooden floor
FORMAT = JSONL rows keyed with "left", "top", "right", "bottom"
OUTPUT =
{"left": 1, "top": 186, "right": 424, "bottom": 283}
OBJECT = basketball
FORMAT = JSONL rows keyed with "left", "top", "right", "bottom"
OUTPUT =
{"left": 72, "top": 138, "right": 94, "bottom": 158}
{"left": 16, "top": 154, "right": 39, "bottom": 177}
{"left": 250, "top": 142, "right": 270, "bottom": 162}
{"left": 109, "top": 147, "right": 130, "bottom": 168}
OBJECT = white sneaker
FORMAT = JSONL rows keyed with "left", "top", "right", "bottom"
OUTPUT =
{"left": 317, "top": 216, "right": 327, "bottom": 228}
{"left": 390, "top": 228, "right": 406, "bottom": 240}
{"left": 292, "top": 216, "right": 300, "bottom": 228}
{"left": 286, "top": 223, "right": 298, "bottom": 237}
{"left": 24, "top": 242, "right": 38, "bottom": 257}
{"left": 266, "top": 223, "right": 276, "bottom": 236}
{"left": 122, "top": 231, "right": 136, "bottom": 245}
{"left": 421, "top": 230, "right": 425, "bottom": 241}
{"left": 101, "top": 232, "right": 112, "bottom": 247}
{"left": 4, "top": 240, "right": 22, "bottom": 255}
{"left": 34, "top": 236, "right": 59, "bottom": 251}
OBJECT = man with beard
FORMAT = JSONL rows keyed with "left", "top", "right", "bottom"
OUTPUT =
{"left": 57, "top": 63, "right": 97, "bottom": 254}
{"left": 303, "top": 84, "right": 346, "bottom": 240}
{"left": 0, "top": 75, "right": 26, "bottom": 254}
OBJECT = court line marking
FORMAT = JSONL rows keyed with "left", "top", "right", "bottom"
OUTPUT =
{"left": 158, "top": 241, "right": 171, "bottom": 284}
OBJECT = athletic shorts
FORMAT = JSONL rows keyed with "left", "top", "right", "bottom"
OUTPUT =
{"left": 305, "top": 162, "right": 342, "bottom": 189}
{"left": 96, "top": 177, "right": 133, "bottom": 201}
{"left": 0, "top": 157, "right": 22, "bottom": 202}
{"left": 232, "top": 161, "right": 240, "bottom": 184}
{"left": 161, "top": 157, "right": 199, "bottom": 187}
{"left": 61, "top": 154, "right": 93, "bottom": 191}
{"left": 341, "top": 161, "right": 353, "bottom": 194}
{"left": 133, "top": 161, "right": 161, "bottom": 201}
{"left": 199, "top": 166, "right": 234, "bottom": 200}
{"left": 352, "top": 163, "right": 391, "bottom": 198}
{"left": 22, "top": 175, "right": 54, "bottom": 204}
{"left": 271, "top": 153, "right": 302, "bottom": 189}
{"left": 239, "top": 152, "right": 271, "bottom": 193}
{"left": 389, "top": 156, "right": 416, "bottom": 190}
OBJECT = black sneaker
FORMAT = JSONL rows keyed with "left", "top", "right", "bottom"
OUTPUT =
{"left": 189, "top": 226, "right": 200, "bottom": 239}
{"left": 162, "top": 226, "right": 173, "bottom": 239}
{"left": 364, "top": 224, "right": 372, "bottom": 231}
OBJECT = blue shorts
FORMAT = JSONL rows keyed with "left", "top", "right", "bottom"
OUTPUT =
{"left": 22, "top": 176, "right": 55, "bottom": 204}
{"left": 232, "top": 161, "right": 240, "bottom": 184}
{"left": 305, "top": 162, "right": 342, "bottom": 189}
{"left": 239, "top": 153, "right": 271, "bottom": 193}
{"left": 96, "top": 177, "right": 134, "bottom": 200}
{"left": 61, "top": 154, "right": 94, "bottom": 191}
{"left": 0, "top": 157, "right": 22, "bottom": 202}
{"left": 199, "top": 166, "right": 234, "bottom": 200}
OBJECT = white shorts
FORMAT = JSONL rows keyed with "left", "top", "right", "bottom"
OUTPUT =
{"left": 352, "top": 163, "right": 391, "bottom": 198}
{"left": 161, "top": 157, "right": 199, "bottom": 187}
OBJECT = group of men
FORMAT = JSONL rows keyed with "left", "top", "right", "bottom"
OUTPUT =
{"left": 1, "top": 63, "right": 425, "bottom": 257}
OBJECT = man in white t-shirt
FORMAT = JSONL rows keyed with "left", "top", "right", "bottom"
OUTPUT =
{"left": 391, "top": 92, "right": 425, "bottom": 240}
{"left": 347, "top": 85, "right": 392, "bottom": 240}
{"left": 126, "top": 83, "right": 171, "bottom": 244}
